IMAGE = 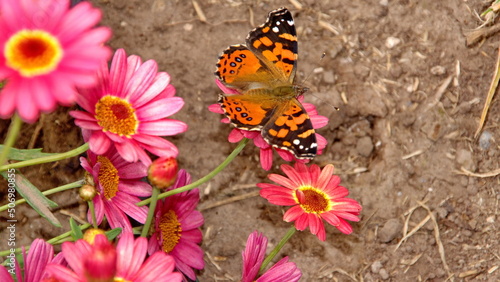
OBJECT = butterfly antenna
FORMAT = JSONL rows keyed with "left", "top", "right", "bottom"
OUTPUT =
{"left": 301, "top": 52, "right": 340, "bottom": 111}
{"left": 301, "top": 52, "right": 326, "bottom": 85}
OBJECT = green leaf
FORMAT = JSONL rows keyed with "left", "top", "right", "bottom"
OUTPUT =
{"left": 0, "top": 145, "right": 58, "bottom": 161}
{"left": 1, "top": 170, "right": 61, "bottom": 227}
{"left": 70, "top": 218, "right": 83, "bottom": 240}
{"left": 105, "top": 228, "right": 123, "bottom": 241}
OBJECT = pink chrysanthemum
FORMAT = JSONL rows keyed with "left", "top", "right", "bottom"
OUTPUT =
{"left": 209, "top": 79, "right": 328, "bottom": 170}
{"left": 0, "top": 0, "right": 111, "bottom": 123}
{"left": 148, "top": 169, "right": 204, "bottom": 280}
{"left": 45, "top": 233, "right": 183, "bottom": 282}
{"left": 257, "top": 163, "right": 362, "bottom": 241}
{"left": 70, "top": 48, "right": 187, "bottom": 165}
{"left": 241, "top": 231, "right": 301, "bottom": 282}
{"left": 0, "top": 238, "right": 62, "bottom": 282}
{"left": 80, "top": 147, "right": 151, "bottom": 233}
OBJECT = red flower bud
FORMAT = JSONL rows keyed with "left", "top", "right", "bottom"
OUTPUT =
{"left": 148, "top": 157, "right": 178, "bottom": 189}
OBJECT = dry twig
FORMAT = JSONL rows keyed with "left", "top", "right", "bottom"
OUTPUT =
{"left": 475, "top": 47, "right": 500, "bottom": 138}
{"left": 454, "top": 166, "right": 500, "bottom": 178}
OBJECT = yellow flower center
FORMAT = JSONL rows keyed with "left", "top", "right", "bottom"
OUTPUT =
{"left": 114, "top": 278, "right": 131, "bottom": 282}
{"left": 95, "top": 96, "right": 138, "bottom": 137}
{"left": 4, "top": 29, "right": 63, "bottom": 77}
{"left": 97, "top": 156, "right": 119, "bottom": 200}
{"left": 159, "top": 210, "right": 182, "bottom": 253}
{"left": 296, "top": 186, "right": 331, "bottom": 213}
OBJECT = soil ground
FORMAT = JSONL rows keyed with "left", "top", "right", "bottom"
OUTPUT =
{"left": 1, "top": 0, "right": 499, "bottom": 281}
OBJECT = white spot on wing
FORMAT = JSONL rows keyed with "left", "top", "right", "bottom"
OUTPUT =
{"left": 272, "top": 26, "right": 279, "bottom": 33}
{"left": 311, "top": 143, "right": 317, "bottom": 148}
{"left": 293, "top": 139, "right": 300, "bottom": 145}
{"left": 287, "top": 19, "right": 294, "bottom": 26}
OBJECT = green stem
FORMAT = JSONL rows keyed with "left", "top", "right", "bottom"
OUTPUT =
{"left": 0, "top": 143, "right": 89, "bottom": 172}
{"left": 137, "top": 138, "right": 249, "bottom": 206}
{"left": 88, "top": 200, "right": 97, "bottom": 229}
{"left": 0, "top": 180, "right": 83, "bottom": 212}
{"left": 0, "top": 223, "right": 91, "bottom": 258}
{"left": 259, "top": 226, "right": 297, "bottom": 273}
{"left": 0, "top": 114, "right": 22, "bottom": 166}
{"left": 141, "top": 187, "right": 160, "bottom": 237}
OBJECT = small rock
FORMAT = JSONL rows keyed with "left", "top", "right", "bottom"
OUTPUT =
{"left": 435, "top": 207, "right": 448, "bottom": 219}
{"left": 356, "top": 136, "right": 374, "bottom": 157}
{"left": 379, "top": 268, "right": 390, "bottom": 280}
{"left": 456, "top": 149, "right": 476, "bottom": 171}
{"left": 430, "top": 65, "right": 446, "bottom": 75}
{"left": 462, "top": 230, "right": 473, "bottom": 237}
{"left": 385, "top": 36, "right": 401, "bottom": 48}
{"left": 467, "top": 185, "right": 478, "bottom": 195}
{"left": 322, "top": 70, "right": 335, "bottom": 84}
{"left": 479, "top": 131, "right": 493, "bottom": 150}
{"left": 378, "top": 218, "right": 402, "bottom": 243}
{"left": 371, "top": 261, "right": 383, "bottom": 273}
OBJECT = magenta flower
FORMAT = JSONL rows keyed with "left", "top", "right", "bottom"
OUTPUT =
{"left": 0, "top": 0, "right": 111, "bottom": 123}
{"left": 209, "top": 79, "right": 328, "bottom": 170}
{"left": 241, "top": 231, "right": 301, "bottom": 282}
{"left": 258, "top": 163, "right": 362, "bottom": 241}
{"left": 80, "top": 147, "right": 151, "bottom": 233}
{"left": 70, "top": 48, "right": 187, "bottom": 165}
{"left": 0, "top": 239, "right": 60, "bottom": 282}
{"left": 45, "top": 233, "right": 183, "bottom": 282}
{"left": 148, "top": 169, "right": 204, "bottom": 280}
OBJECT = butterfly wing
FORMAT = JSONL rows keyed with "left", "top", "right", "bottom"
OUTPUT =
{"left": 262, "top": 98, "right": 317, "bottom": 159}
{"left": 215, "top": 8, "right": 298, "bottom": 91}
{"left": 246, "top": 7, "right": 298, "bottom": 84}
{"left": 218, "top": 91, "right": 278, "bottom": 131}
{"left": 215, "top": 45, "right": 276, "bottom": 91}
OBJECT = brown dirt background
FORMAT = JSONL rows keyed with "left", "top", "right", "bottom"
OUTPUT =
{"left": 1, "top": 0, "right": 500, "bottom": 281}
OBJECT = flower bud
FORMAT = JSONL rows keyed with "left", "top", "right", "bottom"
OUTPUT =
{"left": 79, "top": 184, "right": 97, "bottom": 201}
{"left": 148, "top": 157, "right": 178, "bottom": 189}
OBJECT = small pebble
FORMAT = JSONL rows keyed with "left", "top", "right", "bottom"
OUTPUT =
{"left": 479, "top": 131, "right": 492, "bottom": 150}
{"left": 456, "top": 149, "right": 475, "bottom": 171}
{"left": 385, "top": 36, "right": 401, "bottom": 48}
{"left": 430, "top": 65, "right": 446, "bottom": 75}
{"left": 371, "top": 261, "right": 383, "bottom": 273}
{"left": 356, "top": 136, "right": 374, "bottom": 157}
{"left": 379, "top": 268, "right": 390, "bottom": 280}
{"left": 378, "top": 218, "right": 402, "bottom": 243}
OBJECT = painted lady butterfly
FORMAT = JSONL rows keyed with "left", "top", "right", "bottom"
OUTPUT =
{"left": 215, "top": 7, "right": 317, "bottom": 159}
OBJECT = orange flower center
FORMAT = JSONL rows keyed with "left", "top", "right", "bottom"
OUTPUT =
{"left": 296, "top": 186, "right": 331, "bottom": 213}
{"left": 97, "top": 156, "right": 119, "bottom": 200}
{"left": 95, "top": 96, "right": 138, "bottom": 137}
{"left": 4, "top": 29, "right": 63, "bottom": 77}
{"left": 159, "top": 210, "right": 182, "bottom": 253}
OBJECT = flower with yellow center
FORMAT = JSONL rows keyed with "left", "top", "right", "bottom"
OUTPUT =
{"left": 80, "top": 148, "right": 151, "bottom": 234}
{"left": 0, "top": 0, "right": 111, "bottom": 123}
{"left": 149, "top": 170, "right": 205, "bottom": 281}
{"left": 71, "top": 48, "right": 187, "bottom": 165}
{"left": 258, "top": 163, "right": 362, "bottom": 241}
{"left": 4, "top": 30, "right": 63, "bottom": 77}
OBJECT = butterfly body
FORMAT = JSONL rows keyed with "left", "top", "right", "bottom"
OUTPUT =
{"left": 215, "top": 8, "right": 317, "bottom": 159}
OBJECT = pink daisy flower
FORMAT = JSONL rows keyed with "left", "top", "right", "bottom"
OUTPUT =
{"left": 0, "top": 0, "right": 111, "bottom": 123}
{"left": 209, "top": 79, "right": 328, "bottom": 170}
{"left": 45, "top": 233, "right": 183, "bottom": 282}
{"left": 80, "top": 147, "right": 151, "bottom": 233}
{"left": 241, "top": 231, "right": 301, "bottom": 282}
{"left": 70, "top": 48, "right": 187, "bottom": 165}
{"left": 148, "top": 169, "right": 204, "bottom": 280}
{"left": 0, "top": 238, "right": 62, "bottom": 282}
{"left": 257, "top": 163, "right": 362, "bottom": 241}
